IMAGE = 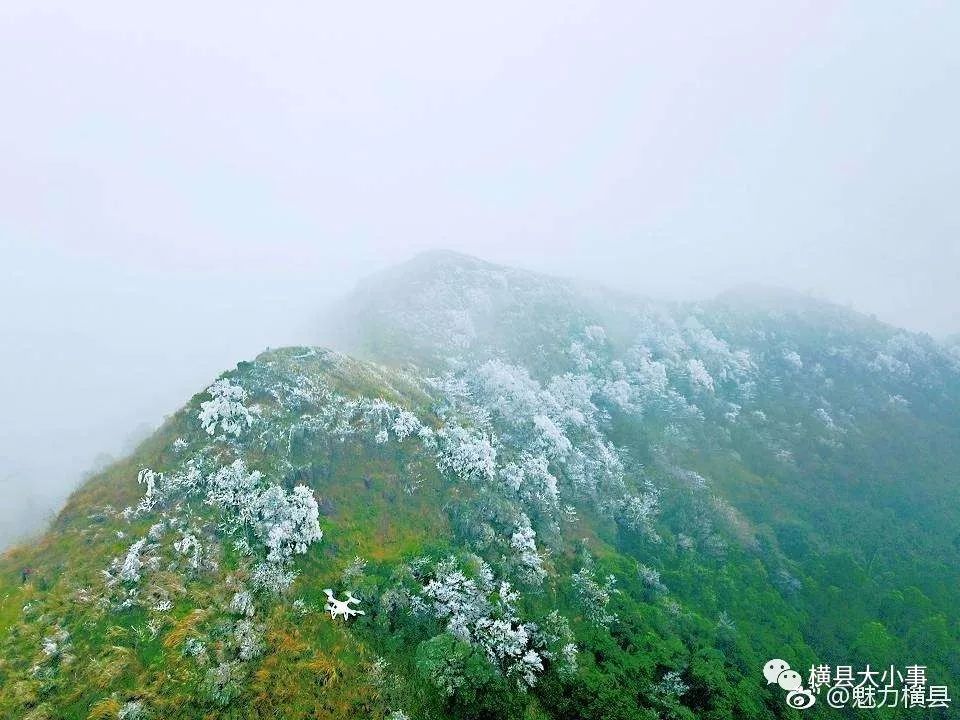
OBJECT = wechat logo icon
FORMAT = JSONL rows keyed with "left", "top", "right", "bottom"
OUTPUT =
{"left": 764, "top": 659, "right": 816, "bottom": 709}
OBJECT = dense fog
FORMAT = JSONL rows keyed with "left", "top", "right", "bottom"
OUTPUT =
{"left": 2, "top": 1, "right": 958, "bottom": 546}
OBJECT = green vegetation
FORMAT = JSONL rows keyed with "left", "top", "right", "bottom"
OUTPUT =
{"left": 1, "top": 253, "right": 958, "bottom": 719}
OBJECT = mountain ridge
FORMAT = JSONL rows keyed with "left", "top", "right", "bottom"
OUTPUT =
{"left": 2, "top": 252, "right": 959, "bottom": 720}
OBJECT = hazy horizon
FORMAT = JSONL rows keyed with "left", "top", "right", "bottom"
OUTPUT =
{"left": 0, "top": 246, "right": 951, "bottom": 548}
{"left": 2, "top": 1, "right": 958, "bottom": 545}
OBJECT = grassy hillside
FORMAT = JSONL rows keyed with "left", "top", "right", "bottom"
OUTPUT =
{"left": 2, "top": 254, "right": 958, "bottom": 719}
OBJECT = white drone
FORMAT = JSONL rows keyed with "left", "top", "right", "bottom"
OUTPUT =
{"left": 323, "top": 589, "right": 365, "bottom": 620}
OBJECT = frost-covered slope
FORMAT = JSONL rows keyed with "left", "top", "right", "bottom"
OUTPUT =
{"left": 2, "top": 253, "right": 959, "bottom": 720}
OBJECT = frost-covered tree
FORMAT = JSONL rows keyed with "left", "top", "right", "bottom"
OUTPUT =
{"left": 473, "top": 618, "right": 543, "bottom": 687}
{"left": 118, "top": 700, "right": 147, "bottom": 720}
{"left": 418, "top": 556, "right": 547, "bottom": 688}
{"left": 435, "top": 424, "right": 497, "bottom": 484}
{"left": 637, "top": 563, "right": 667, "bottom": 593}
{"left": 40, "top": 627, "right": 71, "bottom": 662}
{"left": 229, "top": 590, "right": 255, "bottom": 618}
{"left": 198, "top": 379, "right": 255, "bottom": 437}
{"left": 254, "top": 484, "right": 322, "bottom": 564}
{"left": 200, "top": 459, "right": 322, "bottom": 566}
{"left": 572, "top": 561, "right": 618, "bottom": 628}
{"left": 538, "top": 610, "right": 578, "bottom": 677}
{"left": 119, "top": 539, "right": 147, "bottom": 583}
{"left": 653, "top": 669, "right": 689, "bottom": 698}
{"left": 418, "top": 350, "right": 667, "bottom": 534}
{"left": 204, "top": 460, "right": 263, "bottom": 527}
{"left": 471, "top": 360, "right": 543, "bottom": 424}
{"left": 183, "top": 638, "right": 208, "bottom": 664}
{"left": 173, "top": 533, "right": 203, "bottom": 571}
{"left": 250, "top": 562, "right": 298, "bottom": 595}
{"left": 627, "top": 350, "right": 672, "bottom": 403}
{"left": 532, "top": 413, "right": 571, "bottom": 459}
{"left": 815, "top": 407, "right": 838, "bottom": 431}
{"left": 686, "top": 358, "right": 715, "bottom": 392}
{"left": 202, "top": 662, "right": 243, "bottom": 707}
{"left": 510, "top": 514, "right": 546, "bottom": 586}
{"left": 392, "top": 410, "right": 423, "bottom": 441}
{"left": 422, "top": 560, "right": 491, "bottom": 641}
{"left": 617, "top": 484, "right": 661, "bottom": 541}
{"left": 783, "top": 350, "right": 804, "bottom": 370}
{"left": 499, "top": 453, "right": 559, "bottom": 513}
{"left": 233, "top": 619, "right": 264, "bottom": 661}
{"left": 136, "top": 469, "right": 161, "bottom": 514}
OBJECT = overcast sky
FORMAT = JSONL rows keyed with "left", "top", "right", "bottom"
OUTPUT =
{"left": 1, "top": 1, "right": 958, "bottom": 545}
